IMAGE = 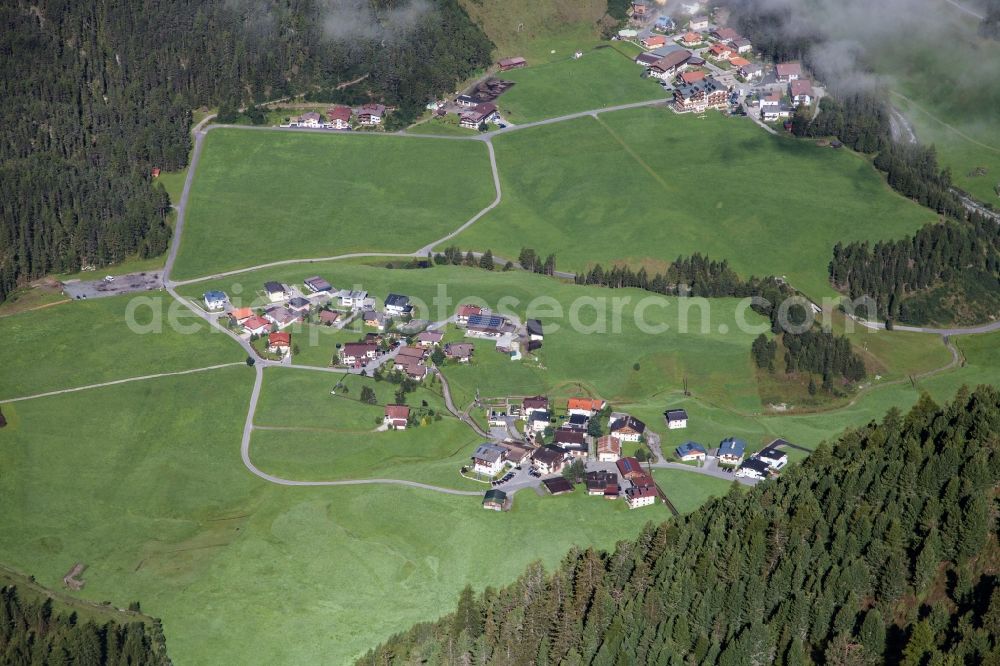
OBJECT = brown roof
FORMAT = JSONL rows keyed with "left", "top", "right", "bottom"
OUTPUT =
{"left": 776, "top": 62, "right": 802, "bottom": 77}
{"left": 653, "top": 50, "right": 691, "bottom": 72}
{"left": 327, "top": 105, "right": 352, "bottom": 122}
{"left": 385, "top": 404, "right": 410, "bottom": 420}
{"left": 319, "top": 310, "right": 340, "bottom": 322}
{"left": 343, "top": 342, "right": 376, "bottom": 356}
{"left": 523, "top": 395, "right": 549, "bottom": 409}
{"left": 554, "top": 429, "right": 586, "bottom": 445}
{"left": 268, "top": 331, "right": 290, "bottom": 346}
{"left": 790, "top": 78, "right": 813, "bottom": 96}
{"left": 597, "top": 435, "right": 621, "bottom": 455}
{"left": 397, "top": 345, "right": 426, "bottom": 359}
{"left": 498, "top": 56, "right": 526, "bottom": 67}
{"left": 458, "top": 304, "right": 483, "bottom": 317}
{"left": 680, "top": 71, "right": 705, "bottom": 84}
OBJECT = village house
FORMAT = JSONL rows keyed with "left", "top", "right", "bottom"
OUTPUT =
{"left": 790, "top": 78, "right": 814, "bottom": 105}
{"left": 553, "top": 428, "right": 586, "bottom": 448}
{"left": 288, "top": 296, "right": 311, "bottom": 314}
{"left": 757, "top": 444, "right": 788, "bottom": 470}
{"left": 543, "top": 476, "right": 574, "bottom": 495}
{"left": 498, "top": 56, "right": 526, "bottom": 71}
{"left": 264, "top": 305, "right": 299, "bottom": 329}
{"left": 264, "top": 281, "right": 287, "bottom": 303}
{"left": 717, "top": 437, "right": 747, "bottom": 466}
{"left": 642, "top": 34, "right": 667, "bottom": 49}
{"left": 356, "top": 103, "right": 386, "bottom": 125}
{"left": 675, "top": 440, "right": 707, "bottom": 462}
{"left": 415, "top": 330, "right": 443, "bottom": 347}
{"left": 596, "top": 435, "right": 622, "bottom": 463}
{"left": 528, "top": 410, "right": 551, "bottom": 433}
{"left": 673, "top": 76, "right": 728, "bottom": 112}
{"left": 689, "top": 16, "right": 710, "bottom": 31}
{"left": 532, "top": 446, "right": 566, "bottom": 476}
{"left": 472, "top": 443, "right": 508, "bottom": 476}
{"left": 443, "top": 342, "right": 474, "bottom": 362}
{"left": 466, "top": 313, "right": 508, "bottom": 338}
{"left": 459, "top": 102, "right": 500, "bottom": 130}
{"left": 318, "top": 309, "right": 340, "bottom": 326}
{"left": 482, "top": 489, "right": 506, "bottom": 511}
{"left": 736, "top": 457, "right": 771, "bottom": 480}
{"left": 630, "top": 0, "right": 647, "bottom": 18}
{"left": 498, "top": 441, "right": 531, "bottom": 467}
{"left": 730, "top": 37, "right": 752, "bottom": 53}
{"left": 710, "top": 27, "right": 739, "bottom": 42}
{"left": 775, "top": 62, "right": 802, "bottom": 82}
{"left": 729, "top": 56, "right": 751, "bottom": 70}
{"left": 635, "top": 52, "right": 661, "bottom": 67}
{"left": 522, "top": 395, "right": 549, "bottom": 415}
{"left": 616, "top": 457, "right": 647, "bottom": 481}
{"left": 383, "top": 404, "right": 410, "bottom": 430}
{"left": 567, "top": 398, "right": 606, "bottom": 417}
{"left": 455, "top": 304, "right": 484, "bottom": 326}
{"left": 649, "top": 50, "right": 692, "bottom": 80}
{"left": 707, "top": 43, "right": 734, "bottom": 60}
{"left": 625, "top": 481, "right": 658, "bottom": 509}
{"left": 610, "top": 415, "right": 646, "bottom": 442}
{"left": 586, "top": 470, "right": 618, "bottom": 496}
{"left": 395, "top": 345, "right": 427, "bottom": 364}
{"left": 230, "top": 307, "right": 254, "bottom": 325}
{"left": 203, "top": 290, "right": 228, "bottom": 311}
{"left": 664, "top": 408, "right": 689, "bottom": 429}
{"left": 384, "top": 293, "right": 412, "bottom": 318}
{"left": 455, "top": 95, "right": 477, "bottom": 107}
{"left": 400, "top": 362, "right": 427, "bottom": 382}
{"left": 294, "top": 112, "right": 321, "bottom": 128}
{"left": 340, "top": 342, "right": 377, "bottom": 366}
{"left": 655, "top": 16, "right": 675, "bottom": 31}
{"left": 680, "top": 31, "right": 702, "bottom": 47}
{"left": 564, "top": 413, "right": 589, "bottom": 431}
{"left": 243, "top": 315, "right": 271, "bottom": 337}
{"left": 325, "top": 105, "right": 352, "bottom": 129}
{"left": 339, "top": 289, "right": 368, "bottom": 309}
{"left": 760, "top": 91, "right": 793, "bottom": 121}
{"left": 303, "top": 276, "right": 333, "bottom": 294}
{"left": 526, "top": 319, "right": 544, "bottom": 341}
{"left": 266, "top": 331, "right": 291, "bottom": 355}
{"left": 738, "top": 61, "right": 763, "bottom": 79}
{"left": 679, "top": 70, "right": 706, "bottom": 85}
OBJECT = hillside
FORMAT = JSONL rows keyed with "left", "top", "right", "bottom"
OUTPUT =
{"left": 361, "top": 385, "right": 1000, "bottom": 664}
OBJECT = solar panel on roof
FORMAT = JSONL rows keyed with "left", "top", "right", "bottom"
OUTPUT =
{"left": 468, "top": 314, "right": 504, "bottom": 328}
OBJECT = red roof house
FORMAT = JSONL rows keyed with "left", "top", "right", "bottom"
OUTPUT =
{"left": 384, "top": 404, "right": 410, "bottom": 429}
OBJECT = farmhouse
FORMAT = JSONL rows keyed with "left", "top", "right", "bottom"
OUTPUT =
{"left": 264, "top": 305, "right": 299, "bottom": 329}
{"left": 729, "top": 56, "right": 750, "bottom": 69}
{"left": 542, "top": 476, "right": 574, "bottom": 495}
{"left": 472, "top": 443, "right": 508, "bottom": 476}
{"left": 443, "top": 342, "right": 473, "bottom": 362}
{"left": 553, "top": 428, "right": 586, "bottom": 448}
{"left": 730, "top": 37, "right": 752, "bottom": 53}
{"left": 680, "top": 32, "right": 702, "bottom": 47}
{"left": 567, "top": 397, "right": 606, "bottom": 417}
{"left": 325, "top": 106, "right": 352, "bottom": 129}
{"left": 790, "top": 78, "right": 814, "bottom": 105}
{"left": 456, "top": 304, "right": 484, "bottom": 326}
{"left": 415, "top": 330, "right": 443, "bottom": 347}
{"left": 775, "top": 62, "right": 802, "bottom": 82}
{"left": 384, "top": 293, "right": 412, "bottom": 318}
{"left": 610, "top": 415, "right": 646, "bottom": 442}
{"left": 303, "top": 276, "right": 333, "bottom": 294}
{"left": 673, "top": 76, "right": 728, "bottom": 112}
{"left": 642, "top": 34, "right": 667, "bottom": 49}
{"left": 522, "top": 395, "right": 549, "bottom": 415}
{"left": 586, "top": 470, "right": 618, "bottom": 496}
{"left": 482, "top": 489, "right": 506, "bottom": 511}
{"left": 649, "top": 50, "right": 692, "bottom": 80}
{"left": 455, "top": 95, "right": 477, "bottom": 108}
{"left": 319, "top": 310, "right": 340, "bottom": 326}
{"left": 616, "top": 456, "right": 646, "bottom": 481}
{"left": 675, "top": 441, "right": 707, "bottom": 462}
{"left": 340, "top": 342, "right": 377, "bottom": 366}
{"left": 710, "top": 27, "right": 739, "bottom": 42}
{"left": 243, "top": 315, "right": 271, "bottom": 336}
{"left": 384, "top": 404, "right": 410, "bottom": 430}
{"left": 738, "top": 61, "right": 763, "bottom": 79}
{"left": 356, "top": 103, "right": 386, "bottom": 125}
{"left": 635, "top": 52, "right": 661, "bottom": 67}
{"left": 267, "top": 331, "right": 291, "bottom": 354}
{"left": 264, "top": 281, "right": 287, "bottom": 302}
{"left": 736, "top": 457, "right": 771, "bottom": 480}
{"left": 707, "top": 43, "right": 734, "bottom": 60}
{"left": 760, "top": 91, "right": 792, "bottom": 121}
{"left": 625, "top": 483, "right": 658, "bottom": 509}
{"left": 498, "top": 441, "right": 531, "bottom": 466}
{"left": 230, "top": 307, "right": 254, "bottom": 325}
{"left": 459, "top": 102, "right": 499, "bottom": 130}
{"left": 533, "top": 446, "right": 566, "bottom": 475}
{"left": 498, "top": 56, "right": 526, "bottom": 71}
{"left": 717, "top": 437, "right": 747, "bottom": 466}
{"left": 689, "top": 16, "right": 709, "bottom": 31}
{"left": 203, "top": 290, "right": 227, "bottom": 310}
{"left": 466, "top": 313, "right": 508, "bottom": 338}
{"left": 294, "top": 112, "right": 321, "bottom": 128}
{"left": 596, "top": 435, "right": 622, "bottom": 462}
{"left": 664, "top": 408, "right": 688, "bottom": 429}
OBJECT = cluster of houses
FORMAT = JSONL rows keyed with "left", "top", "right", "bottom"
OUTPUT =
{"left": 754, "top": 62, "right": 815, "bottom": 121}
{"left": 456, "top": 303, "right": 542, "bottom": 360}
{"left": 282, "top": 103, "right": 387, "bottom": 130}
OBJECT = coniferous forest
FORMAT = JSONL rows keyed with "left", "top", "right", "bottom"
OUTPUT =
{"left": 830, "top": 216, "right": 1000, "bottom": 326}
{"left": 360, "top": 386, "right": 1000, "bottom": 665}
{"left": 0, "top": 0, "right": 492, "bottom": 303}
{"left": 0, "top": 585, "right": 169, "bottom": 664}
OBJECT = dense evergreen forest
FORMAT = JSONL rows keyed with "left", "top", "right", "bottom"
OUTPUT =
{"left": 0, "top": 0, "right": 492, "bottom": 303}
{"left": 360, "top": 386, "right": 1000, "bottom": 665}
{"left": 830, "top": 216, "right": 1000, "bottom": 326}
{"left": 0, "top": 585, "right": 168, "bottom": 664}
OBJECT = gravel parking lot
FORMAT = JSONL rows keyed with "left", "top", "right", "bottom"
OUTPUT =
{"left": 62, "top": 272, "right": 163, "bottom": 299}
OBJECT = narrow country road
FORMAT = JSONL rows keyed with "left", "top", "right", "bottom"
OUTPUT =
{"left": 435, "top": 368, "right": 491, "bottom": 439}
{"left": 852, "top": 316, "right": 1000, "bottom": 337}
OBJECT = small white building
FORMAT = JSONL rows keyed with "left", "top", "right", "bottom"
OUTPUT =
{"left": 664, "top": 409, "right": 689, "bottom": 429}
{"left": 203, "top": 290, "right": 228, "bottom": 311}
{"left": 339, "top": 290, "right": 368, "bottom": 309}
{"left": 264, "top": 281, "right": 287, "bottom": 303}
{"left": 472, "top": 444, "right": 508, "bottom": 476}
{"left": 626, "top": 484, "right": 657, "bottom": 509}
{"left": 757, "top": 445, "right": 788, "bottom": 470}
{"left": 735, "top": 458, "right": 770, "bottom": 480}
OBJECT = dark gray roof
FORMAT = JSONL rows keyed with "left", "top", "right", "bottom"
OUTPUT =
{"left": 526, "top": 319, "right": 544, "bottom": 336}
{"left": 665, "top": 409, "right": 689, "bottom": 421}
{"left": 740, "top": 458, "right": 770, "bottom": 474}
{"left": 264, "top": 281, "right": 284, "bottom": 293}
{"left": 384, "top": 293, "right": 411, "bottom": 308}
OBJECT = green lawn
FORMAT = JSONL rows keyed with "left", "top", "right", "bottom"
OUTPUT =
{"left": 170, "top": 129, "right": 495, "bottom": 280}
{"left": 0, "top": 293, "right": 240, "bottom": 401}
{"left": 652, "top": 470, "right": 736, "bottom": 514}
{"left": 449, "top": 109, "right": 937, "bottom": 300}
{"left": 0, "top": 367, "right": 671, "bottom": 664}
{"left": 495, "top": 45, "right": 665, "bottom": 123}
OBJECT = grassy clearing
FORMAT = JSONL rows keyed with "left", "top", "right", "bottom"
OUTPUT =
{"left": 0, "top": 367, "right": 670, "bottom": 664}
{"left": 496, "top": 45, "right": 665, "bottom": 123}
{"left": 171, "top": 129, "right": 495, "bottom": 280}
{"left": 0, "top": 293, "right": 240, "bottom": 401}
{"left": 652, "top": 470, "right": 737, "bottom": 514}
{"left": 450, "top": 109, "right": 937, "bottom": 300}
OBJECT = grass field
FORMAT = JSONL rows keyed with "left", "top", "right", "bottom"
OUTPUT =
{"left": 0, "top": 367, "right": 673, "bottom": 664}
{"left": 0, "top": 293, "right": 240, "bottom": 401}
{"left": 652, "top": 470, "right": 736, "bottom": 514}
{"left": 448, "top": 108, "right": 937, "bottom": 299}
{"left": 170, "top": 129, "right": 495, "bottom": 280}
{"left": 494, "top": 45, "right": 665, "bottom": 123}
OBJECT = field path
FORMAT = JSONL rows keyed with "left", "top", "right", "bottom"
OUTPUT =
{"left": 0, "top": 362, "right": 244, "bottom": 404}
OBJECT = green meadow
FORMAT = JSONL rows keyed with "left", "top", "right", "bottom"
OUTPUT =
{"left": 0, "top": 367, "right": 670, "bottom": 664}
{"left": 450, "top": 109, "right": 937, "bottom": 299}
{"left": 171, "top": 129, "right": 495, "bottom": 279}
{"left": 495, "top": 45, "right": 665, "bottom": 123}
{"left": 0, "top": 294, "right": 239, "bottom": 401}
